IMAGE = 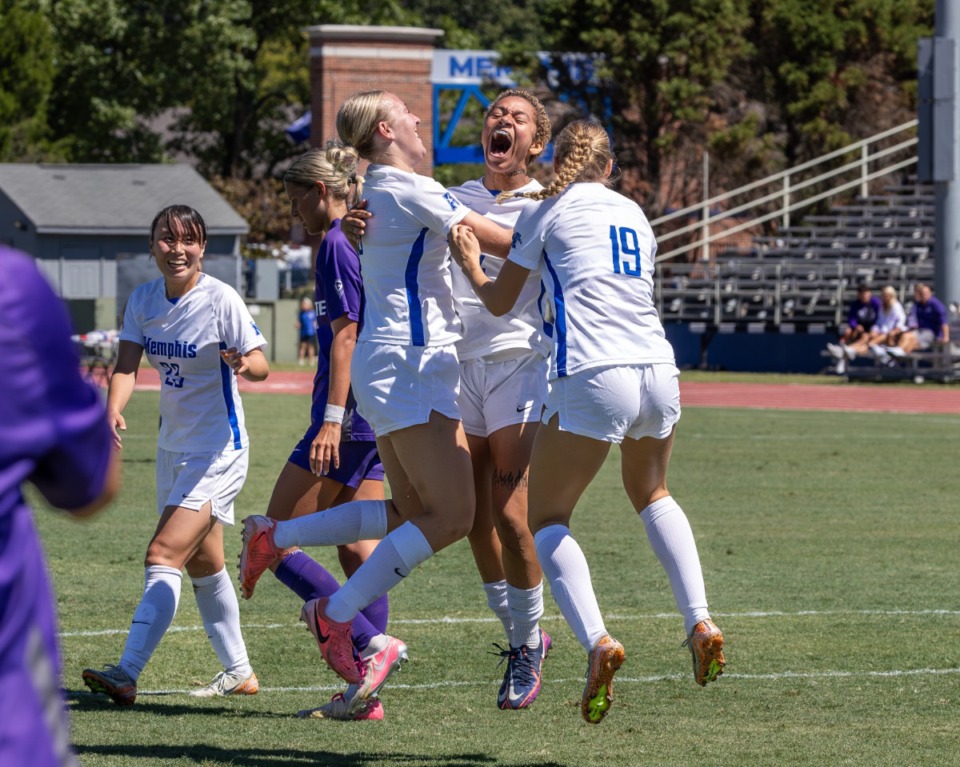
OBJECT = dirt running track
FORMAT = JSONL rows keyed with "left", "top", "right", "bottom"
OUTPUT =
{"left": 124, "top": 368, "right": 960, "bottom": 415}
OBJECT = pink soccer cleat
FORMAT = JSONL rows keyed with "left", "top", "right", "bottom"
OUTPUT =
{"left": 301, "top": 597, "right": 362, "bottom": 684}
{"left": 356, "top": 636, "right": 408, "bottom": 702}
{"left": 238, "top": 515, "right": 282, "bottom": 599}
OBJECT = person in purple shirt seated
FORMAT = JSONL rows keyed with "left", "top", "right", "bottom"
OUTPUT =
{"left": 0, "top": 248, "right": 120, "bottom": 767}
{"left": 885, "top": 282, "right": 951, "bottom": 358}
{"left": 237, "top": 142, "right": 405, "bottom": 721}
{"left": 826, "top": 282, "right": 881, "bottom": 370}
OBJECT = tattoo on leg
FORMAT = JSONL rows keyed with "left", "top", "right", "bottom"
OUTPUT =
{"left": 493, "top": 465, "right": 529, "bottom": 491}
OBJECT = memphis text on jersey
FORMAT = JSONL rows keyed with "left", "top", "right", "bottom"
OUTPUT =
{"left": 143, "top": 336, "right": 199, "bottom": 359}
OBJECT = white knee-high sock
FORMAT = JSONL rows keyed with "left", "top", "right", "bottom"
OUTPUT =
{"left": 326, "top": 521, "right": 434, "bottom": 623}
{"left": 507, "top": 581, "right": 544, "bottom": 649}
{"left": 534, "top": 525, "right": 606, "bottom": 652}
{"left": 119, "top": 565, "right": 182, "bottom": 679}
{"left": 483, "top": 580, "right": 513, "bottom": 640}
{"left": 640, "top": 496, "right": 710, "bottom": 635}
{"left": 192, "top": 566, "right": 252, "bottom": 677}
{"left": 273, "top": 499, "right": 387, "bottom": 549}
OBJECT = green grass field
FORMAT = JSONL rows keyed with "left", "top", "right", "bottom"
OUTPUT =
{"left": 35, "top": 386, "right": 960, "bottom": 766}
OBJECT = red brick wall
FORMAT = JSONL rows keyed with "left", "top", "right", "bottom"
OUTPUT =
{"left": 307, "top": 25, "right": 442, "bottom": 176}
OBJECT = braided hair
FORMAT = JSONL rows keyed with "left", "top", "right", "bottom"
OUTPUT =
{"left": 497, "top": 120, "right": 614, "bottom": 204}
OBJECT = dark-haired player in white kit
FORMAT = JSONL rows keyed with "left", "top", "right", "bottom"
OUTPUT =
{"left": 448, "top": 89, "right": 555, "bottom": 710}
{"left": 83, "top": 204, "right": 269, "bottom": 705}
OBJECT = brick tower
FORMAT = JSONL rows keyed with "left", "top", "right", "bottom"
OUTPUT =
{"left": 307, "top": 25, "right": 443, "bottom": 175}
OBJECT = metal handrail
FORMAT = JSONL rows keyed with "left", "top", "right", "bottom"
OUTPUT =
{"left": 651, "top": 120, "right": 920, "bottom": 264}
{"left": 654, "top": 157, "right": 920, "bottom": 263}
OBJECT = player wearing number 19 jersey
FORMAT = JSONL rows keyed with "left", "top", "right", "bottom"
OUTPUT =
{"left": 508, "top": 182, "right": 675, "bottom": 379}
{"left": 450, "top": 120, "right": 724, "bottom": 725}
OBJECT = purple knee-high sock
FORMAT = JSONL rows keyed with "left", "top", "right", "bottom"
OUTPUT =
{"left": 274, "top": 550, "right": 340, "bottom": 601}
{"left": 274, "top": 550, "right": 385, "bottom": 653}
{"left": 360, "top": 594, "right": 389, "bottom": 636}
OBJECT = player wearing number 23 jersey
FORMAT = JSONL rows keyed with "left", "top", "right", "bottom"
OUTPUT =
{"left": 120, "top": 272, "right": 265, "bottom": 452}
{"left": 508, "top": 182, "right": 675, "bottom": 379}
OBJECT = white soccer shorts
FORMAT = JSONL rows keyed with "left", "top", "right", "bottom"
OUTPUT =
{"left": 543, "top": 363, "right": 681, "bottom": 444}
{"left": 351, "top": 341, "right": 462, "bottom": 436}
{"left": 458, "top": 350, "right": 549, "bottom": 437}
{"left": 156, "top": 446, "right": 249, "bottom": 524}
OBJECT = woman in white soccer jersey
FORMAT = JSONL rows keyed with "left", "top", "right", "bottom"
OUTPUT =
{"left": 83, "top": 204, "right": 269, "bottom": 705}
{"left": 448, "top": 89, "right": 554, "bottom": 710}
{"left": 238, "top": 90, "right": 514, "bottom": 697}
{"left": 450, "top": 120, "right": 725, "bottom": 724}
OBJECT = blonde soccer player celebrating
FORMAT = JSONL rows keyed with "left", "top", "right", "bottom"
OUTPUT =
{"left": 331, "top": 90, "right": 556, "bottom": 710}
{"left": 238, "top": 91, "right": 515, "bottom": 713}
{"left": 450, "top": 120, "right": 725, "bottom": 724}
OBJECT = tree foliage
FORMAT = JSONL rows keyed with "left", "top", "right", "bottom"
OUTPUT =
{"left": 2, "top": 0, "right": 936, "bottom": 244}
{"left": 0, "top": 0, "right": 56, "bottom": 162}
{"left": 532, "top": 0, "right": 754, "bottom": 212}
{"left": 747, "top": 0, "right": 934, "bottom": 164}
{"left": 401, "top": 0, "right": 546, "bottom": 50}
{"left": 530, "top": 0, "right": 932, "bottom": 215}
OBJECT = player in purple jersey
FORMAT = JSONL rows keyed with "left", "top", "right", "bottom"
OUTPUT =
{"left": 0, "top": 248, "right": 119, "bottom": 767}
{"left": 238, "top": 142, "right": 403, "bottom": 721}
{"left": 83, "top": 205, "right": 269, "bottom": 706}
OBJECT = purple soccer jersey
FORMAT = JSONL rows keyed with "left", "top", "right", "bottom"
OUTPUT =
{"left": 847, "top": 296, "right": 881, "bottom": 330}
{"left": 0, "top": 249, "right": 114, "bottom": 766}
{"left": 910, "top": 295, "right": 949, "bottom": 338}
{"left": 311, "top": 219, "right": 376, "bottom": 442}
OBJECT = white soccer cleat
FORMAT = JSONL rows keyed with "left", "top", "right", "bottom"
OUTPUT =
{"left": 189, "top": 670, "right": 259, "bottom": 698}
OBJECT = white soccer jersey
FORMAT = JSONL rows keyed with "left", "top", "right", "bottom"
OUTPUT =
{"left": 358, "top": 165, "right": 471, "bottom": 347}
{"left": 874, "top": 300, "right": 907, "bottom": 334}
{"left": 448, "top": 178, "right": 551, "bottom": 360}
{"left": 509, "top": 182, "right": 675, "bottom": 379}
{"left": 120, "top": 273, "right": 267, "bottom": 452}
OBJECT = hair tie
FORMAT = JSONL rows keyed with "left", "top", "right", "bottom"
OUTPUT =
{"left": 349, "top": 172, "right": 357, "bottom": 185}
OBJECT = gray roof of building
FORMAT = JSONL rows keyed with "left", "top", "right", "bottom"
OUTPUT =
{"left": 0, "top": 163, "right": 248, "bottom": 236}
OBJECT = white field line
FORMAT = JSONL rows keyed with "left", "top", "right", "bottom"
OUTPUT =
{"left": 66, "top": 608, "right": 960, "bottom": 697}
{"left": 60, "top": 607, "right": 960, "bottom": 639}
{"left": 80, "top": 667, "right": 960, "bottom": 699}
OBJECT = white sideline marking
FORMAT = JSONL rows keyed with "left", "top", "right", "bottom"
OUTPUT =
{"left": 78, "top": 666, "right": 960, "bottom": 700}
{"left": 60, "top": 607, "right": 960, "bottom": 639}
{"left": 68, "top": 608, "right": 960, "bottom": 698}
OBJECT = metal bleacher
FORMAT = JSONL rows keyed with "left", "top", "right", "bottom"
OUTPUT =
{"left": 651, "top": 121, "right": 936, "bottom": 335}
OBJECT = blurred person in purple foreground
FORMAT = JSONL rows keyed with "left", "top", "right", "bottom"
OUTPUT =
{"left": 0, "top": 247, "right": 120, "bottom": 766}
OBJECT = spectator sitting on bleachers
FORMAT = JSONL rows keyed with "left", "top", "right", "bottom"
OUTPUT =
{"left": 840, "top": 285, "right": 906, "bottom": 359}
{"left": 873, "top": 282, "right": 949, "bottom": 364}
{"left": 826, "top": 282, "right": 880, "bottom": 373}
